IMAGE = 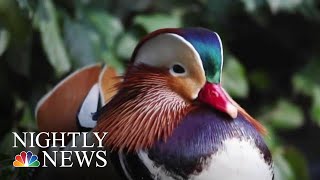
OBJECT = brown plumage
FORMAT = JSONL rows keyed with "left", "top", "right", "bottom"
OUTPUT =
{"left": 94, "top": 64, "right": 194, "bottom": 152}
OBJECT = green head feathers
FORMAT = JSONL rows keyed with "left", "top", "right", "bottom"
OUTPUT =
{"left": 173, "top": 28, "right": 223, "bottom": 83}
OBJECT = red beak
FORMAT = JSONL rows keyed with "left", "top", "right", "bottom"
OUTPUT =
{"left": 198, "top": 82, "right": 238, "bottom": 118}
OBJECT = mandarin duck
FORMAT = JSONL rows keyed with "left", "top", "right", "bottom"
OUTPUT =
{"left": 36, "top": 27, "right": 273, "bottom": 180}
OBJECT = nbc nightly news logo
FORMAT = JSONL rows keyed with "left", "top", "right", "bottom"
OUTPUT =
{"left": 13, "top": 151, "right": 40, "bottom": 167}
{"left": 12, "top": 132, "right": 108, "bottom": 168}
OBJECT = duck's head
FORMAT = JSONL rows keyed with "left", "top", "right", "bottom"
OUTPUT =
{"left": 131, "top": 28, "right": 237, "bottom": 118}
{"left": 95, "top": 27, "right": 265, "bottom": 151}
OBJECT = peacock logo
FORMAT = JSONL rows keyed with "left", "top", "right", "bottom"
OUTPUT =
{"left": 13, "top": 151, "right": 40, "bottom": 167}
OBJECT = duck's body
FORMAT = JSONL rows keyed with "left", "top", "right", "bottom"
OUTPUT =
{"left": 36, "top": 27, "right": 274, "bottom": 180}
{"left": 95, "top": 28, "right": 273, "bottom": 180}
{"left": 114, "top": 108, "right": 273, "bottom": 180}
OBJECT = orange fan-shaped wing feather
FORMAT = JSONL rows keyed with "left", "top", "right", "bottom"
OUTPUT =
{"left": 36, "top": 64, "right": 103, "bottom": 133}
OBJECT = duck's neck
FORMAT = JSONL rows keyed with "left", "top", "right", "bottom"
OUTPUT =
{"left": 95, "top": 66, "right": 193, "bottom": 151}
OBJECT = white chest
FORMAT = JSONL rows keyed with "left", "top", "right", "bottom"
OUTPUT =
{"left": 138, "top": 138, "right": 273, "bottom": 180}
{"left": 190, "top": 138, "right": 273, "bottom": 180}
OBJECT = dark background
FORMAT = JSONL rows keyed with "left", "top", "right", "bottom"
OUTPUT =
{"left": 0, "top": 0, "right": 320, "bottom": 179}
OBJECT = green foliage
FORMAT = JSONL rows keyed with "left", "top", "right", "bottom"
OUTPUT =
{"left": 311, "top": 87, "right": 320, "bottom": 124}
{"left": 262, "top": 99, "right": 304, "bottom": 130}
{"left": 0, "top": 26, "right": 9, "bottom": 56}
{"left": 222, "top": 54, "right": 249, "bottom": 98}
{"left": 134, "top": 12, "right": 182, "bottom": 32}
{"left": 63, "top": 17, "right": 97, "bottom": 67}
{"left": 1, "top": 0, "right": 319, "bottom": 179}
{"left": 273, "top": 146, "right": 310, "bottom": 180}
{"left": 293, "top": 58, "right": 320, "bottom": 125}
{"left": 274, "top": 148, "right": 295, "bottom": 180}
{"left": 116, "top": 32, "right": 138, "bottom": 59}
{"left": 33, "top": 0, "right": 71, "bottom": 76}
{"left": 284, "top": 147, "right": 310, "bottom": 180}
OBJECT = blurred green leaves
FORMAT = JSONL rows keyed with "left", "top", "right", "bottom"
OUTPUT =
{"left": 64, "top": 17, "right": 98, "bottom": 67}
{"left": 33, "top": 0, "right": 71, "bottom": 76}
{"left": 86, "top": 10, "right": 123, "bottom": 46}
{"left": 274, "top": 148, "right": 295, "bottom": 180}
{"left": 134, "top": 13, "right": 182, "bottom": 32}
{"left": 116, "top": 32, "right": 138, "bottom": 59}
{"left": 311, "top": 87, "right": 320, "bottom": 125}
{"left": 19, "top": 106, "right": 37, "bottom": 131}
{"left": 241, "top": 0, "right": 317, "bottom": 15}
{"left": 63, "top": 8, "right": 125, "bottom": 70}
{"left": 266, "top": 0, "right": 303, "bottom": 13}
{"left": 222, "top": 55, "right": 249, "bottom": 98}
{"left": 0, "top": 26, "right": 9, "bottom": 56}
{"left": 273, "top": 146, "right": 310, "bottom": 180}
{"left": 293, "top": 58, "right": 320, "bottom": 125}
{"left": 263, "top": 99, "right": 304, "bottom": 130}
{"left": 85, "top": 10, "right": 124, "bottom": 70}
{"left": 284, "top": 147, "right": 310, "bottom": 180}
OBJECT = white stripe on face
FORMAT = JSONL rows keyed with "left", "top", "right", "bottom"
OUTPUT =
{"left": 133, "top": 33, "right": 206, "bottom": 100}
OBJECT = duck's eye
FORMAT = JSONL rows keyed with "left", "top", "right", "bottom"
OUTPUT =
{"left": 172, "top": 64, "right": 185, "bottom": 74}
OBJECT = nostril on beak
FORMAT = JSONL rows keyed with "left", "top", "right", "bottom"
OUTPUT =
{"left": 208, "top": 90, "right": 219, "bottom": 98}
{"left": 212, "top": 91, "right": 219, "bottom": 98}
